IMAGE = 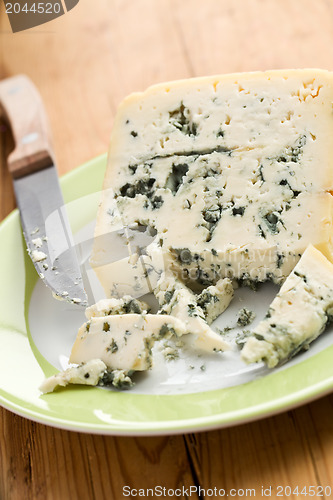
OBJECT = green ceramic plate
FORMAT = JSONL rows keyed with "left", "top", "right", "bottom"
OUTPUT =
{"left": 1, "top": 153, "right": 333, "bottom": 436}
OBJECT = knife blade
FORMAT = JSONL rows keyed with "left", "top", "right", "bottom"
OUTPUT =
{"left": 0, "top": 75, "right": 88, "bottom": 306}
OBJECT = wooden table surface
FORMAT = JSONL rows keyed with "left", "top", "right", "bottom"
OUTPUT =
{"left": 1, "top": 1, "right": 333, "bottom": 498}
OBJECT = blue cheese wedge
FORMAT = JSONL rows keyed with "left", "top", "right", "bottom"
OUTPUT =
{"left": 241, "top": 245, "right": 333, "bottom": 367}
{"left": 91, "top": 69, "right": 333, "bottom": 294}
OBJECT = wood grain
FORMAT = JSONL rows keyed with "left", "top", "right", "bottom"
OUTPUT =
{"left": 1, "top": 1, "right": 333, "bottom": 499}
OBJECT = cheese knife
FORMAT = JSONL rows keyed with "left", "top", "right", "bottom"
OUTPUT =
{"left": 0, "top": 75, "right": 88, "bottom": 306}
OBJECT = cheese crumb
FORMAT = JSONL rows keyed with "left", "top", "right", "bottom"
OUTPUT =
{"left": 31, "top": 250, "right": 47, "bottom": 263}
{"left": 32, "top": 237, "right": 43, "bottom": 248}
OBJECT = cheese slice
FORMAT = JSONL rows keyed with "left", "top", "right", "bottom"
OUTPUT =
{"left": 70, "top": 314, "right": 176, "bottom": 372}
{"left": 91, "top": 69, "right": 333, "bottom": 294}
{"left": 241, "top": 245, "right": 333, "bottom": 367}
{"left": 69, "top": 310, "right": 228, "bottom": 374}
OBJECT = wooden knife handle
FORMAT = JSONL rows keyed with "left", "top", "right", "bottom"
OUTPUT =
{"left": 0, "top": 75, "right": 54, "bottom": 179}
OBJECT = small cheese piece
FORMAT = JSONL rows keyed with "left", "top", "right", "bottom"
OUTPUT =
{"left": 197, "top": 278, "right": 234, "bottom": 324}
{"left": 91, "top": 69, "right": 333, "bottom": 295}
{"left": 154, "top": 272, "right": 231, "bottom": 351}
{"left": 32, "top": 237, "right": 43, "bottom": 248}
{"left": 31, "top": 250, "right": 47, "bottom": 263}
{"left": 241, "top": 245, "right": 333, "bottom": 367}
{"left": 237, "top": 307, "right": 256, "bottom": 327}
{"left": 39, "top": 359, "right": 107, "bottom": 393}
{"left": 85, "top": 296, "right": 149, "bottom": 318}
{"left": 40, "top": 361, "right": 134, "bottom": 393}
